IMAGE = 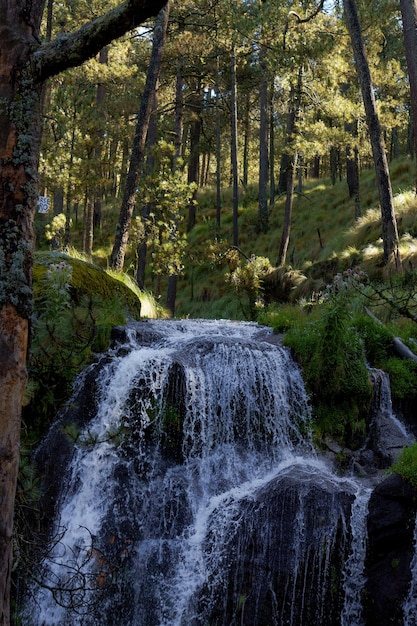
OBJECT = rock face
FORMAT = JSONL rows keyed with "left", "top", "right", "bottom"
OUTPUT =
{"left": 25, "top": 321, "right": 417, "bottom": 625}
{"left": 195, "top": 468, "right": 355, "bottom": 626}
{"left": 364, "top": 473, "right": 417, "bottom": 625}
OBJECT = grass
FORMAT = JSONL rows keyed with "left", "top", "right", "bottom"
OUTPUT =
{"left": 36, "top": 154, "right": 417, "bottom": 329}
{"left": 172, "top": 155, "right": 417, "bottom": 318}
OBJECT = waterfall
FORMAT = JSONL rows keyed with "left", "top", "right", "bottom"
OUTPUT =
{"left": 340, "top": 488, "right": 371, "bottom": 626}
{"left": 367, "top": 367, "right": 414, "bottom": 464}
{"left": 404, "top": 514, "right": 417, "bottom": 624}
{"left": 23, "top": 320, "right": 373, "bottom": 625}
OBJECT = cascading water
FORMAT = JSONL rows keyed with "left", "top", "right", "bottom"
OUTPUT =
{"left": 23, "top": 320, "right": 373, "bottom": 625}
{"left": 404, "top": 515, "right": 417, "bottom": 625}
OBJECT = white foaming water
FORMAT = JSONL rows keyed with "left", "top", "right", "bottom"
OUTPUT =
{"left": 340, "top": 487, "right": 372, "bottom": 626}
{"left": 23, "top": 320, "right": 372, "bottom": 626}
{"left": 404, "top": 513, "right": 417, "bottom": 625}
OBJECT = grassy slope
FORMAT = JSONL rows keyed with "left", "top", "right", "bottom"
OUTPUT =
{"left": 35, "top": 155, "right": 417, "bottom": 321}
{"left": 174, "top": 156, "right": 417, "bottom": 319}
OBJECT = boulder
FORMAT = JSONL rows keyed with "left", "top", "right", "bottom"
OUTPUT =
{"left": 364, "top": 473, "right": 417, "bottom": 625}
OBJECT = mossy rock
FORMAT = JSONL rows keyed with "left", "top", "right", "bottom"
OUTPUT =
{"left": 34, "top": 251, "right": 141, "bottom": 319}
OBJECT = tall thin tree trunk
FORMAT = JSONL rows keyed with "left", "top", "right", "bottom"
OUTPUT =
{"left": 269, "top": 81, "right": 276, "bottom": 206}
{"left": 85, "top": 197, "right": 94, "bottom": 259}
{"left": 186, "top": 80, "right": 202, "bottom": 232}
{"left": 277, "top": 152, "right": 298, "bottom": 267}
{"left": 165, "top": 50, "right": 185, "bottom": 314}
{"left": 346, "top": 115, "right": 361, "bottom": 220}
{"left": 277, "top": 67, "right": 302, "bottom": 195}
{"left": 258, "top": 46, "right": 269, "bottom": 232}
{"left": 231, "top": 42, "right": 239, "bottom": 247}
{"left": 110, "top": 2, "right": 170, "bottom": 270}
{"left": 215, "top": 54, "right": 222, "bottom": 235}
{"left": 64, "top": 118, "right": 76, "bottom": 248}
{"left": 136, "top": 97, "right": 159, "bottom": 289}
{"left": 92, "top": 45, "right": 109, "bottom": 234}
{"left": 343, "top": 0, "right": 401, "bottom": 269}
{"left": 242, "top": 90, "right": 250, "bottom": 188}
{"left": 400, "top": 0, "right": 417, "bottom": 191}
{"left": 277, "top": 67, "right": 302, "bottom": 265}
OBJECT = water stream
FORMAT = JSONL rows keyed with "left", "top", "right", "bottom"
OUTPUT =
{"left": 22, "top": 320, "right": 402, "bottom": 625}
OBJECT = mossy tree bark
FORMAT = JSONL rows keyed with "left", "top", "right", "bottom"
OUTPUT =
{"left": 342, "top": 0, "right": 401, "bottom": 270}
{"left": 0, "top": 1, "right": 166, "bottom": 624}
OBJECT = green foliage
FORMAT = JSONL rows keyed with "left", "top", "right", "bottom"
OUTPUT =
{"left": 28, "top": 263, "right": 97, "bottom": 434}
{"left": 353, "top": 312, "right": 394, "bottom": 366}
{"left": 25, "top": 252, "right": 144, "bottom": 438}
{"left": 44, "top": 213, "right": 71, "bottom": 250}
{"left": 284, "top": 295, "right": 372, "bottom": 447}
{"left": 391, "top": 443, "right": 417, "bottom": 489}
{"left": 131, "top": 141, "right": 196, "bottom": 279}
{"left": 226, "top": 254, "right": 272, "bottom": 320}
{"left": 258, "top": 303, "right": 309, "bottom": 333}
{"left": 383, "top": 357, "right": 417, "bottom": 400}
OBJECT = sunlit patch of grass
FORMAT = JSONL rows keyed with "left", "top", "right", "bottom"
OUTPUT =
{"left": 361, "top": 240, "right": 385, "bottom": 277}
{"left": 398, "top": 233, "right": 417, "bottom": 268}
{"left": 346, "top": 207, "right": 382, "bottom": 248}
{"left": 105, "top": 269, "right": 166, "bottom": 318}
{"left": 139, "top": 291, "right": 167, "bottom": 319}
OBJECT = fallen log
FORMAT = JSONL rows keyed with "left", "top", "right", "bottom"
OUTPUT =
{"left": 365, "top": 307, "right": 417, "bottom": 363}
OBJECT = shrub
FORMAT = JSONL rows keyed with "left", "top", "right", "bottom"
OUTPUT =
{"left": 391, "top": 443, "right": 417, "bottom": 488}
{"left": 284, "top": 297, "right": 372, "bottom": 447}
{"left": 353, "top": 312, "right": 394, "bottom": 366}
{"left": 257, "top": 303, "right": 309, "bottom": 333}
{"left": 383, "top": 357, "right": 417, "bottom": 400}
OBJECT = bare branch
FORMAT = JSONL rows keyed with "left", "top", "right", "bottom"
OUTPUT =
{"left": 283, "top": 0, "right": 326, "bottom": 49}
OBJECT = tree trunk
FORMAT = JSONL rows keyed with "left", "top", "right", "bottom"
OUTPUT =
{"left": 343, "top": 0, "right": 401, "bottom": 269}
{"left": 215, "top": 54, "right": 222, "bottom": 235}
{"left": 346, "top": 121, "right": 361, "bottom": 220}
{"left": 400, "top": 0, "right": 417, "bottom": 191}
{"left": 330, "top": 146, "right": 340, "bottom": 185}
{"left": 277, "top": 67, "right": 302, "bottom": 266}
{"left": 110, "top": 1, "right": 170, "bottom": 270}
{"left": 242, "top": 90, "right": 250, "bottom": 188}
{"left": 136, "top": 96, "right": 159, "bottom": 289}
{"left": 92, "top": 45, "right": 109, "bottom": 234}
{"left": 64, "top": 120, "right": 76, "bottom": 247}
{"left": 167, "top": 274, "right": 178, "bottom": 318}
{"left": 277, "top": 152, "right": 298, "bottom": 267}
{"left": 0, "top": 2, "right": 168, "bottom": 622}
{"left": 231, "top": 42, "right": 239, "bottom": 247}
{"left": 277, "top": 68, "right": 302, "bottom": 196}
{"left": 258, "top": 47, "right": 269, "bottom": 232}
{"left": 186, "top": 81, "right": 202, "bottom": 232}
{"left": 269, "top": 82, "right": 276, "bottom": 206}
{"left": 0, "top": 9, "right": 44, "bottom": 624}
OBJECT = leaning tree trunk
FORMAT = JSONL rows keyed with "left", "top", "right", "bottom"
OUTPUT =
{"left": 343, "top": 0, "right": 401, "bottom": 269}
{"left": 0, "top": 2, "right": 168, "bottom": 623}
{"left": 400, "top": 0, "right": 417, "bottom": 192}
{"left": 110, "top": 1, "right": 170, "bottom": 271}
{"left": 277, "top": 66, "right": 302, "bottom": 267}
{"left": 277, "top": 152, "right": 298, "bottom": 266}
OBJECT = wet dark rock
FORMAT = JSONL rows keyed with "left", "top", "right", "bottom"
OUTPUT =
{"left": 197, "top": 468, "right": 355, "bottom": 626}
{"left": 364, "top": 473, "right": 417, "bottom": 625}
